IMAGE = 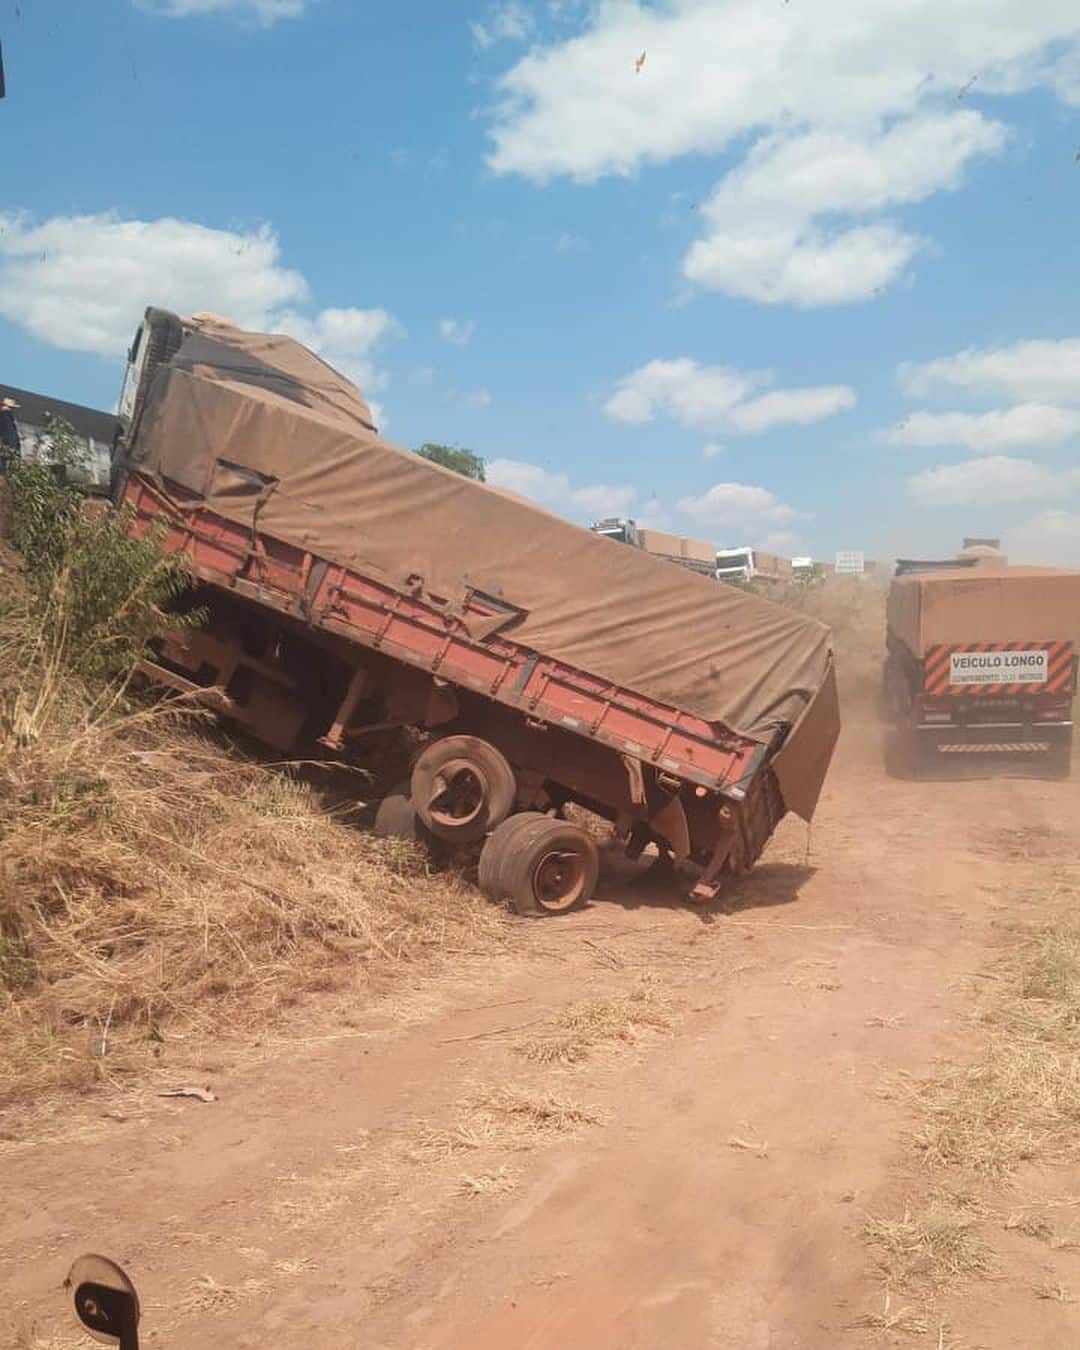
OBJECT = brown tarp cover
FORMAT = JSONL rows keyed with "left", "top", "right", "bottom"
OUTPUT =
{"left": 888, "top": 566, "right": 1080, "bottom": 655}
{"left": 130, "top": 318, "right": 839, "bottom": 818}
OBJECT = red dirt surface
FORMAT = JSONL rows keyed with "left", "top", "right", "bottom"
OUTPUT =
{"left": 6, "top": 690, "right": 1080, "bottom": 1348}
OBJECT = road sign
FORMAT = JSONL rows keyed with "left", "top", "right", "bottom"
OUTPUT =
{"left": 835, "top": 550, "right": 865, "bottom": 575}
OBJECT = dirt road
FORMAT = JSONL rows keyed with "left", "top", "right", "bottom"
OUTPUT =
{"left": 6, "top": 708, "right": 1080, "bottom": 1349}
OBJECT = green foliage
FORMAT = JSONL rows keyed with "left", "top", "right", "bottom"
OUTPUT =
{"left": 6, "top": 414, "right": 88, "bottom": 577}
{"left": 416, "top": 443, "right": 486, "bottom": 481}
{"left": 4, "top": 415, "right": 196, "bottom": 683}
{"left": 44, "top": 510, "right": 197, "bottom": 681}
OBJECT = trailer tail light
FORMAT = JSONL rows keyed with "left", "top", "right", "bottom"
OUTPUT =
{"left": 916, "top": 696, "right": 953, "bottom": 724}
{"left": 1035, "top": 698, "right": 1073, "bottom": 722}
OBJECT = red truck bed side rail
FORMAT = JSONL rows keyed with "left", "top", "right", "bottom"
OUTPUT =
{"left": 123, "top": 475, "right": 763, "bottom": 799}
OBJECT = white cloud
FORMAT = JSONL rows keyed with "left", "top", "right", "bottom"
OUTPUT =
{"left": 0, "top": 211, "right": 400, "bottom": 423}
{"left": 486, "top": 457, "right": 635, "bottom": 522}
{"left": 488, "top": 3, "right": 1075, "bottom": 181}
{"left": 676, "top": 481, "right": 797, "bottom": 529}
{"left": 471, "top": 1, "right": 535, "bottom": 50}
{"left": 728, "top": 385, "right": 857, "bottom": 433}
{"left": 702, "top": 442, "right": 724, "bottom": 460}
{"left": 0, "top": 213, "right": 305, "bottom": 355}
{"left": 136, "top": 0, "right": 304, "bottom": 22}
{"left": 899, "top": 339, "right": 1080, "bottom": 404}
{"left": 684, "top": 115, "right": 1004, "bottom": 305}
{"left": 460, "top": 388, "right": 492, "bottom": 409}
{"left": 605, "top": 359, "right": 753, "bottom": 427}
{"left": 486, "top": 1, "right": 1078, "bottom": 304}
{"left": 1005, "top": 510, "right": 1080, "bottom": 567}
{"left": 907, "top": 456, "right": 1071, "bottom": 507}
{"left": 604, "top": 357, "right": 854, "bottom": 434}
{"left": 440, "top": 317, "right": 477, "bottom": 346}
{"left": 883, "top": 404, "right": 1080, "bottom": 452}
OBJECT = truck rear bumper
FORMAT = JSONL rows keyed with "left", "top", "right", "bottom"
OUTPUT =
{"left": 915, "top": 722, "right": 1071, "bottom": 752}
{"left": 909, "top": 721, "right": 1072, "bottom": 777}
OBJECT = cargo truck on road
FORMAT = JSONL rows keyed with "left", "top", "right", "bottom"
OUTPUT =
{"left": 590, "top": 518, "right": 716, "bottom": 578}
{"left": 715, "top": 547, "right": 791, "bottom": 586}
{"left": 113, "top": 310, "right": 840, "bottom": 914}
{"left": 883, "top": 565, "right": 1079, "bottom": 777}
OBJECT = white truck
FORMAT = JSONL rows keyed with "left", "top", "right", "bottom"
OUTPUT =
{"left": 715, "top": 547, "right": 791, "bottom": 586}
{"left": 792, "top": 556, "right": 817, "bottom": 582}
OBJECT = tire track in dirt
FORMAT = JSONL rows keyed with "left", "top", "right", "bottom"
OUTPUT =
{"left": 7, "top": 714, "right": 1080, "bottom": 1349}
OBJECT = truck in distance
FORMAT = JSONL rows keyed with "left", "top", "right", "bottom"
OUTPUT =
{"left": 715, "top": 547, "right": 791, "bottom": 586}
{"left": 113, "top": 309, "right": 840, "bottom": 916}
{"left": 592, "top": 516, "right": 641, "bottom": 547}
{"left": 590, "top": 518, "right": 716, "bottom": 578}
{"left": 882, "top": 564, "right": 1079, "bottom": 777}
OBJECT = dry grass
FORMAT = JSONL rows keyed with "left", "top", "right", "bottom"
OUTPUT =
{"left": 175, "top": 1273, "right": 270, "bottom": 1317}
{"left": 0, "top": 603, "right": 506, "bottom": 1107}
{"left": 522, "top": 977, "right": 672, "bottom": 1064}
{"left": 863, "top": 1200, "right": 993, "bottom": 1288}
{"left": 912, "top": 921, "right": 1080, "bottom": 1176}
{"left": 413, "top": 1086, "right": 604, "bottom": 1158}
{"left": 1033, "top": 1278, "right": 1074, "bottom": 1303}
{"left": 1004, "top": 1212, "right": 1057, "bottom": 1243}
{"left": 850, "top": 1288, "right": 930, "bottom": 1337}
{"left": 458, "top": 1164, "right": 518, "bottom": 1197}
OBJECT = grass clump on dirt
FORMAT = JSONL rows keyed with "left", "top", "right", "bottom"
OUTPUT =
{"left": 863, "top": 1199, "right": 993, "bottom": 1288}
{"left": 522, "top": 976, "right": 672, "bottom": 1065}
{"left": 912, "top": 921, "right": 1080, "bottom": 1176}
{"left": 412, "top": 1086, "right": 604, "bottom": 1158}
{"left": 0, "top": 483, "right": 504, "bottom": 1110}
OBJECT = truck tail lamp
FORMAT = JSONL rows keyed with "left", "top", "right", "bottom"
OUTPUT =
{"left": 1035, "top": 697, "right": 1073, "bottom": 723}
{"left": 917, "top": 695, "right": 953, "bottom": 725}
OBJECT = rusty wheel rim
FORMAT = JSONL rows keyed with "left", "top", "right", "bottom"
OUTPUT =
{"left": 428, "top": 759, "right": 488, "bottom": 831}
{"left": 531, "top": 848, "right": 586, "bottom": 913}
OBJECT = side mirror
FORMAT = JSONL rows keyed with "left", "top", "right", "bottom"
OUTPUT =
{"left": 66, "top": 1255, "right": 141, "bottom": 1350}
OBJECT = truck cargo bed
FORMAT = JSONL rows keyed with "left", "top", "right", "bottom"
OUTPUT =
{"left": 124, "top": 475, "right": 763, "bottom": 796}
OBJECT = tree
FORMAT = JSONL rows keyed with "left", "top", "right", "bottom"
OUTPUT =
{"left": 415, "top": 443, "right": 485, "bottom": 481}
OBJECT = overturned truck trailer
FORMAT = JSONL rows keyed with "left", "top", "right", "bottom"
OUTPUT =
{"left": 114, "top": 310, "right": 840, "bottom": 915}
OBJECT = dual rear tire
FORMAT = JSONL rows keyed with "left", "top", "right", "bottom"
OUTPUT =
{"left": 376, "top": 733, "right": 600, "bottom": 916}
{"left": 479, "top": 814, "right": 599, "bottom": 916}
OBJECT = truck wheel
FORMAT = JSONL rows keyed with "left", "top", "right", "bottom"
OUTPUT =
{"left": 411, "top": 736, "right": 516, "bottom": 844}
{"left": 373, "top": 782, "right": 447, "bottom": 865}
{"left": 501, "top": 818, "right": 599, "bottom": 917}
{"left": 373, "top": 781, "right": 424, "bottom": 839}
{"left": 478, "top": 812, "right": 548, "bottom": 899}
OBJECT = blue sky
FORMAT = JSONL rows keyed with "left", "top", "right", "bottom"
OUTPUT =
{"left": 3, "top": 0, "right": 1080, "bottom": 564}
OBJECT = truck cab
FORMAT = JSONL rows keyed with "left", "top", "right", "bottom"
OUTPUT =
{"left": 715, "top": 547, "right": 754, "bottom": 583}
{"left": 113, "top": 308, "right": 187, "bottom": 501}
{"left": 792, "top": 556, "right": 816, "bottom": 582}
{"left": 591, "top": 517, "right": 641, "bottom": 548}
